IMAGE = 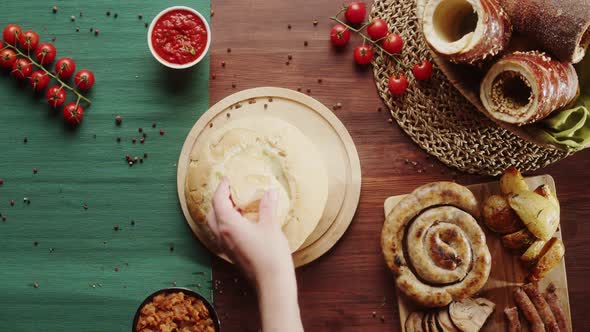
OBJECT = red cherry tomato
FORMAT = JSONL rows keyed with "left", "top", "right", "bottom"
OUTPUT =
{"left": 74, "top": 70, "right": 95, "bottom": 90}
{"left": 353, "top": 45, "right": 374, "bottom": 65}
{"left": 29, "top": 70, "right": 50, "bottom": 91}
{"left": 55, "top": 58, "right": 76, "bottom": 80}
{"left": 12, "top": 58, "right": 33, "bottom": 79}
{"left": 46, "top": 86, "right": 67, "bottom": 108}
{"left": 2, "top": 24, "right": 22, "bottom": 45}
{"left": 0, "top": 48, "right": 17, "bottom": 69}
{"left": 388, "top": 74, "right": 409, "bottom": 96}
{"left": 62, "top": 102, "right": 84, "bottom": 126}
{"left": 35, "top": 43, "right": 57, "bottom": 65}
{"left": 330, "top": 24, "right": 351, "bottom": 47}
{"left": 412, "top": 60, "right": 434, "bottom": 81}
{"left": 367, "top": 19, "right": 388, "bottom": 41}
{"left": 18, "top": 30, "right": 39, "bottom": 51}
{"left": 381, "top": 33, "right": 404, "bottom": 54}
{"left": 344, "top": 2, "right": 366, "bottom": 25}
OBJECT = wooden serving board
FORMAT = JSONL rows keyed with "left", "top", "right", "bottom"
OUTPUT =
{"left": 414, "top": 0, "right": 566, "bottom": 152}
{"left": 177, "top": 87, "right": 362, "bottom": 267}
{"left": 383, "top": 175, "right": 572, "bottom": 332}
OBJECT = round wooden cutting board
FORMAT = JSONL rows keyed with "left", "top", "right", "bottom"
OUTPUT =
{"left": 177, "top": 87, "right": 362, "bottom": 267}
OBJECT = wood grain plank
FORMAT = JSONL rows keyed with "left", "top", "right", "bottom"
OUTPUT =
{"left": 209, "top": 0, "right": 590, "bottom": 331}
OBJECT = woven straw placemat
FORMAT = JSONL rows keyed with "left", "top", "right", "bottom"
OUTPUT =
{"left": 371, "top": 0, "right": 571, "bottom": 176}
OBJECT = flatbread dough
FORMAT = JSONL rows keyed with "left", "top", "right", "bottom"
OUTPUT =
{"left": 185, "top": 116, "right": 329, "bottom": 253}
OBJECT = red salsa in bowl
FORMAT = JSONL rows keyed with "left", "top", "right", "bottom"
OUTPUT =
{"left": 148, "top": 7, "right": 211, "bottom": 68}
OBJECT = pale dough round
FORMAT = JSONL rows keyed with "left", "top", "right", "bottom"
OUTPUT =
{"left": 185, "top": 116, "right": 329, "bottom": 253}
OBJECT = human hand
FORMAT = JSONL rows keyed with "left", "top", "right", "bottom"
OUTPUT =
{"left": 207, "top": 178, "right": 294, "bottom": 281}
{"left": 208, "top": 178, "right": 304, "bottom": 332}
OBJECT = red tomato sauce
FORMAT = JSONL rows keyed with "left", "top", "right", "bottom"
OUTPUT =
{"left": 151, "top": 9, "right": 208, "bottom": 65}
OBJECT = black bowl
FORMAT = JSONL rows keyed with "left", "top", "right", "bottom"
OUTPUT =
{"left": 132, "top": 287, "right": 221, "bottom": 332}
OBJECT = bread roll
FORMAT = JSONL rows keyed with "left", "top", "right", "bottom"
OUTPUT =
{"left": 185, "top": 116, "right": 329, "bottom": 253}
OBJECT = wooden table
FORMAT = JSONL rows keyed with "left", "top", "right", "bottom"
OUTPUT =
{"left": 208, "top": 0, "right": 590, "bottom": 330}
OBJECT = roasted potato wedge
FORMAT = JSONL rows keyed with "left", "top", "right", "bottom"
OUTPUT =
{"left": 528, "top": 238, "right": 565, "bottom": 282}
{"left": 482, "top": 195, "right": 524, "bottom": 234}
{"left": 521, "top": 239, "right": 548, "bottom": 264}
{"left": 534, "top": 184, "right": 560, "bottom": 213}
{"left": 501, "top": 228, "right": 537, "bottom": 250}
{"left": 508, "top": 191, "right": 559, "bottom": 241}
{"left": 500, "top": 167, "right": 529, "bottom": 195}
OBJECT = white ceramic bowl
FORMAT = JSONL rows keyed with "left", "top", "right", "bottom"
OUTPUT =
{"left": 147, "top": 6, "right": 211, "bottom": 69}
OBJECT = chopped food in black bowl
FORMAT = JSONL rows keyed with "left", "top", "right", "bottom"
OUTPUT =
{"left": 133, "top": 287, "right": 220, "bottom": 332}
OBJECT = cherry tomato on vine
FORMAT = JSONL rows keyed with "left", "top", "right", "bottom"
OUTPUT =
{"left": 412, "top": 59, "right": 433, "bottom": 81}
{"left": 388, "top": 74, "right": 408, "bottom": 96}
{"left": 35, "top": 43, "right": 57, "bottom": 65}
{"left": 344, "top": 2, "right": 366, "bottom": 25}
{"left": 353, "top": 45, "right": 374, "bottom": 65}
{"left": 18, "top": 30, "right": 39, "bottom": 51}
{"left": 12, "top": 58, "right": 32, "bottom": 79}
{"left": 74, "top": 70, "right": 95, "bottom": 90}
{"left": 46, "top": 86, "right": 67, "bottom": 108}
{"left": 29, "top": 70, "right": 50, "bottom": 91}
{"left": 0, "top": 48, "right": 17, "bottom": 69}
{"left": 55, "top": 58, "right": 76, "bottom": 80}
{"left": 330, "top": 24, "right": 351, "bottom": 47}
{"left": 367, "top": 19, "right": 388, "bottom": 41}
{"left": 381, "top": 33, "right": 404, "bottom": 54}
{"left": 3, "top": 24, "right": 22, "bottom": 45}
{"left": 62, "top": 102, "right": 84, "bottom": 126}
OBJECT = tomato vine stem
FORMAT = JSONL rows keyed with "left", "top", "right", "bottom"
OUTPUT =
{"left": 329, "top": 16, "right": 409, "bottom": 69}
{"left": 2, "top": 43, "right": 92, "bottom": 105}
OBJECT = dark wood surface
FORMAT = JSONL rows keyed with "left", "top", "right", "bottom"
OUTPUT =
{"left": 208, "top": 0, "right": 590, "bottom": 331}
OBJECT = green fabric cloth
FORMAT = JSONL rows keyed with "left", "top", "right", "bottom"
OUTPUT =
{"left": 533, "top": 54, "right": 590, "bottom": 150}
{"left": 0, "top": 1, "right": 211, "bottom": 331}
